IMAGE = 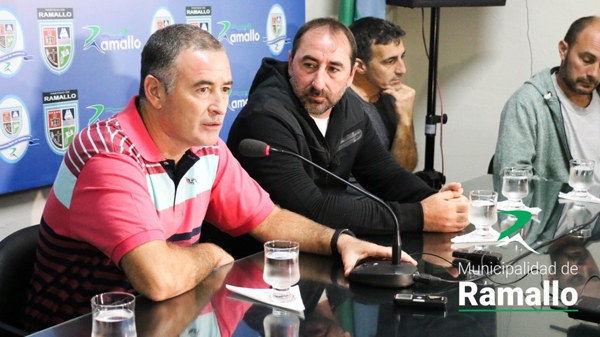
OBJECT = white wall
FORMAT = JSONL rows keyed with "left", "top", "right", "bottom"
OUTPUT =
{"left": 1, "top": 0, "right": 596, "bottom": 240}
{"left": 0, "top": 187, "right": 48, "bottom": 240}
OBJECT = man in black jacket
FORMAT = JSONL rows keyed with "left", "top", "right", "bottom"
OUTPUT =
{"left": 225, "top": 18, "right": 468, "bottom": 252}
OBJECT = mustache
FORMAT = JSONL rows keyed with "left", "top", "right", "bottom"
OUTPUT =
{"left": 577, "top": 77, "right": 598, "bottom": 86}
{"left": 302, "top": 86, "right": 330, "bottom": 98}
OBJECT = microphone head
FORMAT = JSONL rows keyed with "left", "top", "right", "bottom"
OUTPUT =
{"left": 239, "top": 139, "right": 270, "bottom": 158}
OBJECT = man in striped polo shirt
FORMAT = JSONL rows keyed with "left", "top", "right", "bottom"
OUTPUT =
{"left": 22, "top": 24, "right": 416, "bottom": 331}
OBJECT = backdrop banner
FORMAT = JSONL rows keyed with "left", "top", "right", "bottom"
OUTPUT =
{"left": 0, "top": 1, "right": 304, "bottom": 194}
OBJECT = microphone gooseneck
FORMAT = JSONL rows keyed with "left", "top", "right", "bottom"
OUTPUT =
{"left": 239, "top": 138, "right": 416, "bottom": 288}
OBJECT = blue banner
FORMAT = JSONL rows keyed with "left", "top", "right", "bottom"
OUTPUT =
{"left": 0, "top": 1, "right": 305, "bottom": 195}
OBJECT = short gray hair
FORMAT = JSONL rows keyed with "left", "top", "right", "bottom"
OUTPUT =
{"left": 138, "top": 24, "right": 224, "bottom": 103}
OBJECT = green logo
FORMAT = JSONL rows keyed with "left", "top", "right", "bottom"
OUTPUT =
{"left": 497, "top": 210, "right": 532, "bottom": 240}
{"left": 496, "top": 210, "right": 539, "bottom": 254}
{"left": 86, "top": 104, "right": 104, "bottom": 125}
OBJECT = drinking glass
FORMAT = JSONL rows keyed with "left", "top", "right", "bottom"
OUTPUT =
{"left": 569, "top": 159, "right": 595, "bottom": 198}
{"left": 263, "top": 308, "right": 300, "bottom": 337}
{"left": 91, "top": 292, "right": 136, "bottom": 337}
{"left": 263, "top": 240, "right": 300, "bottom": 302}
{"left": 469, "top": 190, "right": 498, "bottom": 239}
{"left": 501, "top": 167, "right": 532, "bottom": 209}
{"left": 566, "top": 203, "right": 592, "bottom": 238}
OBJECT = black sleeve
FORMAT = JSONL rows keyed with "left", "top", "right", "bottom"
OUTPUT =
{"left": 228, "top": 98, "right": 436, "bottom": 234}
{"left": 350, "top": 115, "right": 438, "bottom": 230}
{"left": 352, "top": 113, "right": 435, "bottom": 202}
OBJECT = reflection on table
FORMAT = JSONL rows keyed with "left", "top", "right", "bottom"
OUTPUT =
{"left": 28, "top": 175, "right": 600, "bottom": 336}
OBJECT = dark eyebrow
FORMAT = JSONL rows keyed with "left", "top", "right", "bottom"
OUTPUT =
{"left": 301, "top": 55, "right": 344, "bottom": 68}
{"left": 579, "top": 51, "right": 597, "bottom": 60}
{"left": 193, "top": 80, "right": 234, "bottom": 87}
{"left": 301, "top": 55, "right": 318, "bottom": 63}
{"left": 328, "top": 60, "right": 344, "bottom": 68}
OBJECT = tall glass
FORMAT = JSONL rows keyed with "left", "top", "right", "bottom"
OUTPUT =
{"left": 501, "top": 167, "right": 531, "bottom": 209}
{"left": 566, "top": 203, "right": 593, "bottom": 238}
{"left": 469, "top": 190, "right": 498, "bottom": 239}
{"left": 263, "top": 308, "right": 300, "bottom": 337}
{"left": 569, "top": 159, "right": 595, "bottom": 198}
{"left": 263, "top": 240, "right": 300, "bottom": 302}
{"left": 91, "top": 292, "right": 137, "bottom": 337}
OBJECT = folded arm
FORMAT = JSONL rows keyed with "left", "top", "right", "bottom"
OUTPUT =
{"left": 121, "top": 240, "right": 233, "bottom": 301}
{"left": 382, "top": 85, "right": 418, "bottom": 172}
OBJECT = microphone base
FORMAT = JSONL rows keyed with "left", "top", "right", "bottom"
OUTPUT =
{"left": 348, "top": 261, "right": 418, "bottom": 288}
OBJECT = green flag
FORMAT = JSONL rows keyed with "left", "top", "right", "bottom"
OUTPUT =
{"left": 339, "top": 0, "right": 355, "bottom": 26}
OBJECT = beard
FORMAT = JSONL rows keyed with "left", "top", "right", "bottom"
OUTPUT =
{"left": 289, "top": 75, "right": 339, "bottom": 116}
{"left": 558, "top": 53, "right": 600, "bottom": 96}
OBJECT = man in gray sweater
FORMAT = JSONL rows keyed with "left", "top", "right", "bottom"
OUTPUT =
{"left": 493, "top": 16, "right": 600, "bottom": 184}
{"left": 349, "top": 17, "right": 417, "bottom": 172}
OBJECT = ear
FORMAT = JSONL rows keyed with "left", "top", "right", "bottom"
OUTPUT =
{"left": 355, "top": 58, "right": 367, "bottom": 75}
{"left": 558, "top": 40, "right": 569, "bottom": 63}
{"left": 144, "top": 75, "right": 165, "bottom": 110}
{"left": 346, "top": 60, "right": 358, "bottom": 87}
{"left": 288, "top": 50, "right": 293, "bottom": 73}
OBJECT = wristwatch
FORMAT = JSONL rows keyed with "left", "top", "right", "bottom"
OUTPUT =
{"left": 330, "top": 228, "right": 356, "bottom": 258}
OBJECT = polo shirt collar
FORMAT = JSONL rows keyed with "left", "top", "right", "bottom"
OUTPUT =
{"left": 116, "top": 96, "right": 166, "bottom": 163}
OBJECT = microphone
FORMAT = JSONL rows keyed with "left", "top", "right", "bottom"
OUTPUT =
{"left": 239, "top": 138, "right": 417, "bottom": 288}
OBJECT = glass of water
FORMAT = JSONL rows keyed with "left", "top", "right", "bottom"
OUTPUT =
{"left": 469, "top": 190, "right": 498, "bottom": 239}
{"left": 263, "top": 308, "right": 300, "bottom": 337}
{"left": 501, "top": 167, "right": 532, "bottom": 209}
{"left": 91, "top": 292, "right": 136, "bottom": 337}
{"left": 569, "top": 159, "right": 595, "bottom": 198}
{"left": 263, "top": 240, "right": 300, "bottom": 303}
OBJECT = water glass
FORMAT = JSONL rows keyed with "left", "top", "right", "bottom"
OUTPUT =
{"left": 469, "top": 190, "right": 498, "bottom": 239}
{"left": 263, "top": 240, "right": 300, "bottom": 302}
{"left": 566, "top": 203, "right": 592, "bottom": 238}
{"left": 91, "top": 292, "right": 137, "bottom": 337}
{"left": 501, "top": 167, "right": 531, "bottom": 209}
{"left": 263, "top": 308, "right": 300, "bottom": 337}
{"left": 569, "top": 159, "right": 595, "bottom": 198}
